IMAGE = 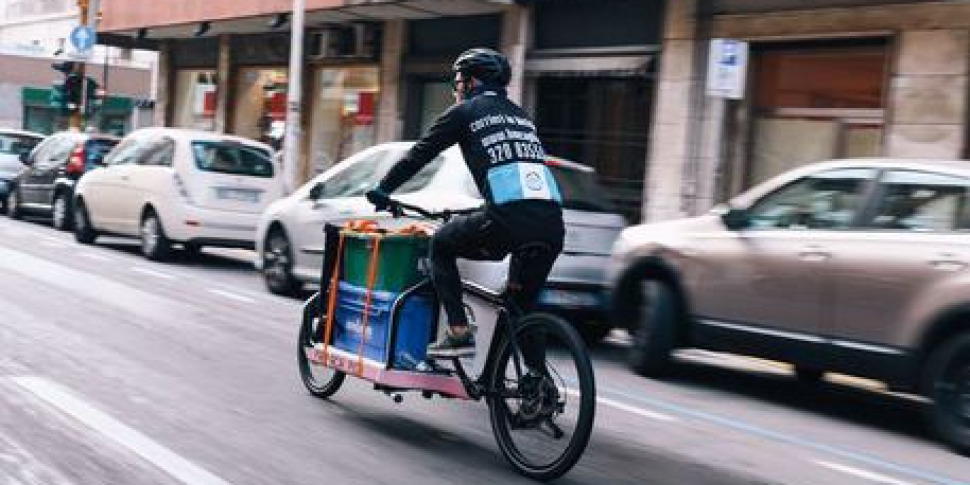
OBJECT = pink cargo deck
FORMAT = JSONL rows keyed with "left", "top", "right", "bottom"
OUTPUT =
{"left": 306, "top": 344, "right": 470, "bottom": 400}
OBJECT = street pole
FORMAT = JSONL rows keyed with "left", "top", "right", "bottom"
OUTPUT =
{"left": 69, "top": 0, "right": 88, "bottom": 130}
{"left": 282, "top": 0, "right": 305, "bottom": 195}
{"left": 70, "top": 0, "right": 100, "bottom": 131}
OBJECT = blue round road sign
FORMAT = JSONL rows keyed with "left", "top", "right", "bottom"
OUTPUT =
{"left": 70, "top": 26, "right": 96, "bottom": 51}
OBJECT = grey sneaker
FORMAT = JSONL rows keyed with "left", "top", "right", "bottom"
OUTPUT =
{"left": 427, "top": 327, "right": 476, "bottom": 358}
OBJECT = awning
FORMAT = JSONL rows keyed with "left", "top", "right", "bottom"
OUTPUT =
{"left": 525, "top": 53, "right": 654, "bottom": 78}
{"left": 100, "top": 0, "right": 510, "bottom": 49}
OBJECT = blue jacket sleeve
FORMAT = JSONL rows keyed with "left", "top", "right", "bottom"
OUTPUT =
{"left": 378, "top": 103, "right": 464, "bottom": 193}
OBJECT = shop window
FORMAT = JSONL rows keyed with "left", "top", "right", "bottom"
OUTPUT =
{"left": 535, "top": 76, "right": 651, "bottom": 222}
{"left": 233, "top": 68, "right": 288, "bottom": 149}
{"left": 309, "top": 66, "right": 380, "bottom": 173}
{"left": 23, "top": 106, "right": 55, "bottom": 135}
{"left": 173, "top": 70, "right": 218, "bottom": 132}
{"left": 748, "top": 41, "right": 888, "bottom": 187}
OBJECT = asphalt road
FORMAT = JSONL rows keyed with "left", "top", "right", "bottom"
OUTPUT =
{"left": 0, "top": 216, "right": 967, "bottom": 485}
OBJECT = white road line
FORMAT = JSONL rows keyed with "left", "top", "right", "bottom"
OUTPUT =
{"left": 12, "top": 377, "right": 232, "bottom": 485}
{"left": 81, "top": 251, "right": 114, "bottom": 262}
{"left": 206, "top": 288, "right": 256, "bottom": 304}
{"left": 815, "top": 460, "right": 914, "bottom": 485}
{"left": 566, "top": 389, "right": 678, "bottom": 422}
{"left": 132, "top": 266, "right": 178, "bottom": 280}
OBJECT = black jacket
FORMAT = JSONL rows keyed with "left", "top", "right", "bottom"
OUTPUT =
{"left": 377, "top": 88, "right": 562, "bottom": 229}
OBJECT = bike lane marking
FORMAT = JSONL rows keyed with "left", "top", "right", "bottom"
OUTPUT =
{"left": 12, "top": 376, "right": 233, "bottom": 485}
{"left": 81, "top": 251, "right": 116, "bottom": 262}
{"left": 814, "top": 460, "right": 914, "bottom": 485}
{"left": 40, "top": 239, "right": 68, "bottom": 248}
{"left": 565, "top": 389, "right": 678, "bottom": 422}
{"left": 592, "top": 384, "right": 968, "bottom": 485}
{"left": 132, "top": 266, "right": 179, "bottom": 280}
{"left": 206, "top": 288, "right": 256, "bottom": 304}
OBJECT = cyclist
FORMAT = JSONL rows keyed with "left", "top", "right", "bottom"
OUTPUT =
{"left": 367, "top": 47, "right": 565, "bottom": 358}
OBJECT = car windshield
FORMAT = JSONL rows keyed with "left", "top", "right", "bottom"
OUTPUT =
{"left": 395, "top": 155, "right": 446, "bottom": 193}
{"left": 548, "top": 162, "right": 614, "bottom": 212}
{"left": 0, "top": 133, "right": 40, "bottom": 155}
{"left": 192, "top": 141, "right": 274, "bottom": 177}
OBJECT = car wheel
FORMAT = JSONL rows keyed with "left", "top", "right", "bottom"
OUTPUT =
{"left": 51, "top": 192, "right": 72, "bottom": 231}
{"left": 628, "top": 281, "right": 678, "bottom": 377}
{"left": 73, "top": 200, "right": 97, "bottom": 244}
{"left": 7, "top": 189, "right": 21, "bottom": 220}
{"left": 140, "top": 211, "right": 172, "bottom": 261}
{"left": 264, "top": 230, "right": 302, "bottom": 296}
{"left": 922, "top": 332, "right": 970, "bottom": 455}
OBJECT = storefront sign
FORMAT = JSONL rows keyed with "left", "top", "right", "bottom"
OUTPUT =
{"left": 193, "top": 84, "right": 217, "bottom": 118}
{"left": 707, "top": 38, "right": 748, "bottom": 99}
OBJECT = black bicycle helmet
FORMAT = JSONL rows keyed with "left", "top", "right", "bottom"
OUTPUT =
{"left": 452, "top": 47, "right": 511, "bottom": 87}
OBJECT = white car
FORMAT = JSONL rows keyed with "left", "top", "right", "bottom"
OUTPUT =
{"left": 73, "top": 128, "right": 284, "bottom": 260}
{"left": 255, "top": 142, "right": 626, "bottom": 341}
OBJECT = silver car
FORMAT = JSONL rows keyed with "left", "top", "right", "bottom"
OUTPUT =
{"left": 0, "top": 129, "right": 44, "bottom": 213}
{"left": 255, "top": 142, "right": 626, "bottom": 340}
{"left": 608, "top": 158, "right": 970, "bottom": 454}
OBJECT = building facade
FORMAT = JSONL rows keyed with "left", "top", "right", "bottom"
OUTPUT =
{"left": 97, "top": 0, "right": 970, "bottom": 223}
{"left": 646, "top": 0, "right": 970, "bottom": 221}
{"left": 98, "top": 0, "right": 665, "bottom": 222}
{"left": 0, "top": 0, "right": 156, "bottom": 134}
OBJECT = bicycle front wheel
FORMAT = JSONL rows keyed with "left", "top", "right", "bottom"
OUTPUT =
{"left": 487, "top": 313, "right": 596, "bottom": 481}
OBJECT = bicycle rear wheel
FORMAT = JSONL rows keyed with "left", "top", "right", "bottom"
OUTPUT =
{"left": 297, "top": 292, "right": 345, "bottom": 398}
{"left": 487, "top": 313, "right": 596, "bottom": 481}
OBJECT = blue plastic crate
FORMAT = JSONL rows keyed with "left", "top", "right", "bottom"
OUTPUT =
{"left": 332, "top": 281, "right": 434, "bottom": 368}
{"left": 332, "top": 282, "right": 393, "bottom": 362}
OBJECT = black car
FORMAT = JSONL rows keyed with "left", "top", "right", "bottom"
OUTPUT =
{"left": 7, "top": 131, "right": 119, "bottom": 230}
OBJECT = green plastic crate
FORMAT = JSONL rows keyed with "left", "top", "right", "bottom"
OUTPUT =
{"left": 341, "top": 232, "right": 430, "bottom": 292}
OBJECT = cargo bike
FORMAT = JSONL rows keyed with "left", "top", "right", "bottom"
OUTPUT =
{"left": 296, "top": 199, "right": 595, "bottom": 481}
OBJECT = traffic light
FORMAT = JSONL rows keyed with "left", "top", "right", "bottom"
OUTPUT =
{"left": 64, "top": 73, "right": 83, "bottom": 111}
{"left": 84, "top": 77, "right": 102, "bottom": 117}
{"left": 50, "top": 61, "right": 100, "bottom": 118}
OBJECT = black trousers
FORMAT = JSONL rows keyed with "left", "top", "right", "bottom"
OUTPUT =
{"left": 431, "top": 207, "right": 564, "bottom": 327}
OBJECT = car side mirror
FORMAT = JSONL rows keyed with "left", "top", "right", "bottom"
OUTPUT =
{"left": 308, "top": 182, "right": 324, "bottom": 201}
{"left": 721, "top": 207, "right": 751, "bottom": 231}
{"left": 92, "top": 154, "right": 107, "bottom": 167}
{"left": 18, "top": 151, "right": 32, "bottom": 166}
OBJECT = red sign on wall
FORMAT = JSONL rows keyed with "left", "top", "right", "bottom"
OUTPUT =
{"left": 355, "top": 91, "right": 375, "bottom": 125}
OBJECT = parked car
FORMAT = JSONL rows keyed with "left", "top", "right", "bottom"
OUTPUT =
{"left": 73, "top": 128, "right": 283, "bottom": 260}
{"left": 0, "top": 128, "right": 44, "bottom": 214}
{"left": 255, "top": 142, "right": 626, "bottom": 341}
{"left": 608, "top": 158, "right": 970, "bottom": 453}
{"left": 7, "top": 131, "right": 119, "bottom": 230}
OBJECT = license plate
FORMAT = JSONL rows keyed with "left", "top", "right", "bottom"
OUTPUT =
{"left": 539, "top": 289, "right": 601, "bottom": 308}
{"left": 215, "top": 188, "right": 260, "bottom": 203}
